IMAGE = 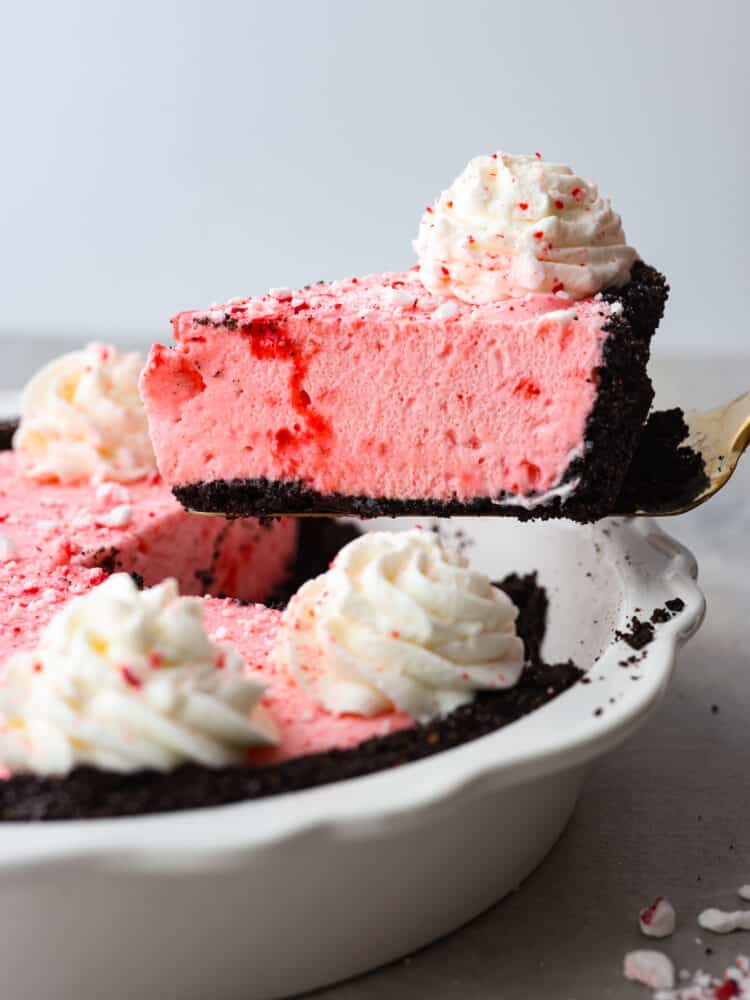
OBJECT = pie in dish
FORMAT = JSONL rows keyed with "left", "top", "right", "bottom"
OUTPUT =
{"left": 0, "top": 343, "right": 582, "bottom": 820}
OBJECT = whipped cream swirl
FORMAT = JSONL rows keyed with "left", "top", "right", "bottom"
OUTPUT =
{"left": 415, "top": 152, "right": 637, "bottom": 303}
{"left": 0, "top": 574, "right": 277, "bottom": 775}
{"left": 14, "top": 342, "right": 157, "bottom": 483}
{"left": 274, "top": 530, "right": 525, "bottom": 723}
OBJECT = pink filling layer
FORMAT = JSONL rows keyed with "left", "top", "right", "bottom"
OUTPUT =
{"left": 0, "top": 453, "right": 297, "bottom": 663}
{"left": 201, "top": 600, "right": 413, "bottom": 764}
{"left": 0, "top": 455, "right": 412, "bottom": 761}
{"left": 141, "top": 271, "right": 615, "bottom": 500}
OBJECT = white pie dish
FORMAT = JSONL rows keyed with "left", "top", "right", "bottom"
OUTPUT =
{"left": 0, "top": 516, "right": 703, "bottom": 1000}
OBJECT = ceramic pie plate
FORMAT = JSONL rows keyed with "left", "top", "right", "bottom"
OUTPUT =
{"left": 0, "top": 516, "right": 704, "bottom": 1000}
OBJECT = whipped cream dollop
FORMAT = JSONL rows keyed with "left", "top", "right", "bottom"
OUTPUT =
{"left": 415, "top": 152, "right": 638, "bottom": 303}
{"left": 274, "top": 530, "right": 525, "bottom": 723}
{"left": 0, "top": 574, "right": 277, "bottom": 775}
{"left": 14, "top": 342, "right": 157, "bottom": 483}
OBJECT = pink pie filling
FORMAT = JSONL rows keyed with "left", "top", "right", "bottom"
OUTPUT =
{"left": 0, "top": 453, "right": 297, "bottom": 663}
{"left": 201, "top": 600, "right": 412, "bottom": 764}
{"left": 0, "top": 454, "right": 411, "bottom": 761}
{"left": 141, "top": 270, "right": 619, "bottom": 501}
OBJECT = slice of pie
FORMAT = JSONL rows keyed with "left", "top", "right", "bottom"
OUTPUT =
{"left": 140, "top": 152, "right": 668, "bottom": 520}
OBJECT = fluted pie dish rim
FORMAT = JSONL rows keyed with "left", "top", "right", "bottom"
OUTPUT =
{"left": 0, "top": 516, "right": 703, "bottom": 874}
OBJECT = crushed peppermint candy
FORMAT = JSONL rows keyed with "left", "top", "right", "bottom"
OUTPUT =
{"left": 698, "top": 909, "right": 750, "bottom": 934}
{"left": 651, "top": 955, "right": 750, "bottom": 1000}
{"left": 640, "top": 897, "right": 677, "bottom": 938}
{"left": 269, "top": 287, "right": 293, "bottom": 301}
{"left": 0, "top": 533, "right": 17, "bottom": 561}
{"left": 624, "top": 950, "right": 675, "bottom": 990}
{"left": 95, "top": 482, "right": 131, "bottom": 505}
{"left": 98, "top": 504, "right": 133, "bottom": 529}
{"left": 382, "top": 287, "right": 415, "bottom": 308}
{"left": 433, "top": 300, "right": 459, "bottom": 321}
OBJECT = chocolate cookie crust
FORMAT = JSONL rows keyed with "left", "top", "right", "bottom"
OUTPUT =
{"left": 0, "top": 573, "right": 583, "bottom": 821}
{"left": 0, "top": 419, "right": 18, "bottom": 452}
{"left": 614, "top": 407, "right": 708, "bottom": 514}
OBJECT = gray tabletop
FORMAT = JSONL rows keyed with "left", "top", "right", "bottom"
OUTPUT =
{"left": 315, "top": 355, "right": 750, "bottom": 999}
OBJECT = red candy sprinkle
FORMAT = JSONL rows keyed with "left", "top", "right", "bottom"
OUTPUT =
{"left": 534, "top": 151, "right": 542, "bottom": 159}
{"left": 555, "top": 199, "right": 564, "bottom": 209}
{"left": 121, "top": 667, "right": 142, "bottom": 689}
{"left": 571, "top": 187, "right": 583, "bottom": 200}
{"left": 639, "top": 897, "right": 662, "bottom": 925}
{"left": 513, "top": 377, "right": 541, "bottom": 399}
{"left": 520, "top": 459, "right": 541, "bottom": 485}
{"left": 518, "top": 202, "right": 528, "bottom": 211}
{"left": 715, "top": 980, "right": 740, "bottom": 1000}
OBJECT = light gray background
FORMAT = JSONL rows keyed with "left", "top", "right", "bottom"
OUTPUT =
{"left": 1, "top": 0, "right": 749, "bottom": 358}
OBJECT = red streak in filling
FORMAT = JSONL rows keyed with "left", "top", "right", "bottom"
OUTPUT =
{"left": 246, "top": 319, "right": 331, "bottom": 460}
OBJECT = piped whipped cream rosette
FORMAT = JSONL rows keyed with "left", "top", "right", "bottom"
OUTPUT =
{"left": 0, "top": 574, "right": 278, "bottom": 775}
{"left": 415, "top": 151, "right": 638, "bottom": 303}
{"left": 273, "top": 529, "right": 525, "bottom": 723}
{"left": 13, "top": 342, "right": 157, "bottom": 483}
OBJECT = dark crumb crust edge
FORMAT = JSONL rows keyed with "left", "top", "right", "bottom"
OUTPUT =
{"left": 0, "top": 419, "right": 17, "bottom": 452}
{"left": 614, "top": 408, "right": 709, "bottom": 514}
{"left": 0, "top": 573, "right": 583, "bottom": 821}
{"left": 173, "top": 261, "right": 669, "bottom": 522}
